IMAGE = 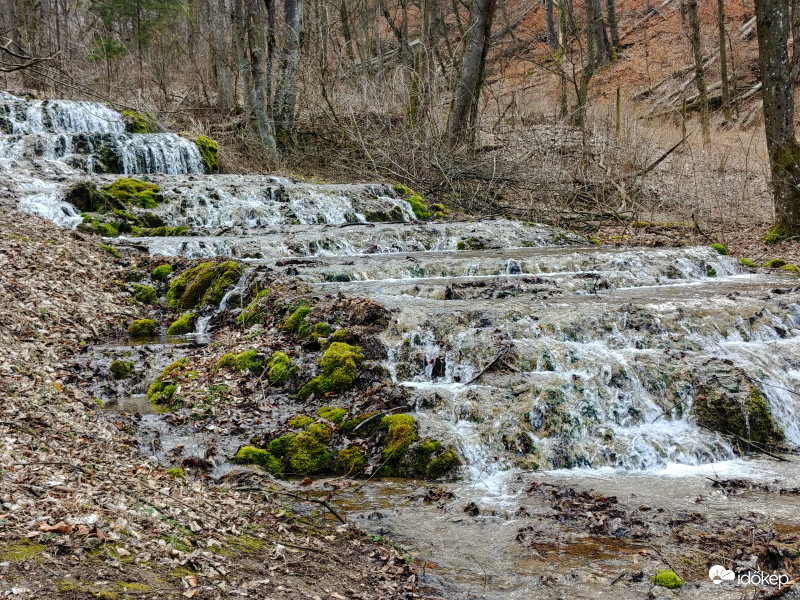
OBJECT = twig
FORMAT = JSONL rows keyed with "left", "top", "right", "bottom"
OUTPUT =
{"left": 465, "top": 346, "right": 510, "bottom": 385}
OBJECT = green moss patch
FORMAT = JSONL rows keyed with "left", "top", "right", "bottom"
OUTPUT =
{"left": 109, "top": 359, "right": 134, "bottom": 380}
{"left": 233, "top": 446, "right": 282, "bottom": 476}
{"left": 694, "top": 385, "right": 784, "bottom": 445}
{"left": 710, "top": 243, "right": 728, "bottom": 255}
{"left": 765, "top": 258, "right": 788, "bottom": 268}
{"left": 394, "top": 185, "right": 430, "bottom": 219}
{"left": 152, "top": 264, "right": 173, "bottom": 281}
{"left": 651, "top": 570, "right": 683, "bottom": 589}
{"left": 132, "top": 283, "right": 157, "bottom": 304}
{"left": 165, "top": 468, "right": 185, "bottom": 479}
{"left": 381, "top": 414, "right": 418, "bottom": 461}
{"left": 1, "top": 539, "right": 45, "bottom": 562}
{"left": 282, "top": 305, "right": 312, "bottom": 333}
{"left": 128, "top": 319, "right": 156, "bottom": 339}
{"left": 336, "top": 447, "right": 366, "bottom": 475}
{"left": 122, "top": 110, "right": 153, "bottom": 133}
{"left": 195, "top": 135, "right": 219, "bottom": 174}
{"left": 166, "top": 261, "right": 241, "bottom": 310}
{"left": 740, "top": 257, "right": 759, "bottom": 268}
{"left": 237, "top": 291, "right": 270, "bottom": 328}
{"left": 286, "top": 432, "right": 330, "bottom": 474}
{"left": 103, "top": 177, "right": 163, "bottom": 209}
{"left": 147, "top": 358, "right": 188, "bottom": 405}
{"left": 297, "top": 342, "right": 364, "bottom": 399}
{"left": 266, "top": 351, "right": 296, "bottom": 385}
{"left": 166, "top": 313, "right": 196, "bottom": 335}
{"left": 318, "top": 406, "right": 347, "bottom": 424}
{"left": 781, "top": 264, "right": 800, "bottom": 273}
{"left": 288, "top": 414, "right": 314, "bottom": 429}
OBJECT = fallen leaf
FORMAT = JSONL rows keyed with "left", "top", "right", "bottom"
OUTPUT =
{"left": 38, "top": 521, "right": 72, "bottom": 534}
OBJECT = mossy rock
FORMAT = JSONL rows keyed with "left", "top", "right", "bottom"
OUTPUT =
{"left": 166, "top": 313, "right": 196, "bottom": 335}
{"left": 217, "top": 353, "right": 236, "bottom": 369}
{"left": 285, "top": 432, "right": 330, "bottom": 475}
{"left": 380, "top": 414, "right": 418, "bottom": 461}
{"left": 318, "top": 406, "right": 347, "bottom": 424}
{"left": 282, "top": 306, "right": 312, "bottom": 334}
{"left": 394, "top": 185, "right": 430, "bottom": 220}
{"left": 694, "top": 385, "right": 784, "bottom": 445}
{"left": 288, "top": 414, "right": 314, "bottom": 429}
{"left": 740, "top": 257, "right": 759, "bottom": 268}
{"left": 781, "top": 263, "right": 800, "bottom": 273}
{"left": 152, "top": 264, "right": 173, "bottom": 281}
{"left": 147, "top": 358, "right": 188, "bottom": 405}
{"left": 268, "top": 434, "right": 296, "bottom": 458}
{"left": 233, "top": 446, "right": 282, "bottom": 476}
{"left": 650, "top": 570, "right": 683, "bottom": 589}
{"left": 195, "top": 135, "right": 220, "bottom": 174}
{"left": 765, "top": 258, "right": 788, "bottom": 268}
{"left": 102, "top": 178, "right": 163, "bottom": 209}
{"left": 132, "top": 283, "right": 157, "bottom": 304}
{"left": 340, "top": 412, "right": 380, "bottom": 436}
{"left": 306, "top": 422, "right": 333, "bottom": 443}
{"left": 166, "top": 261, "right": 241, "bottom": 310}
{"left": 122, "top": 110, "right": 153, "bottom": 134}
{"left": 99, "top": 242, "right": 121, "bottom": 256}
{"left": 710, "top": 243, "right": 728, "bottom": 255}
{"left": 765, "top": 226, "right": 792, "bottom": 245}
{"left": 266, "top": 351, "right": 296, "bottom": 385}
{"left": 234, "top": 349, "right": 263, "bottom": 374}
{"left": 65, "top": 181, "right": 116, "bottom": 212}
{"left": 335, "top": 447, "right": 367, "bottom": 476}
{"left": 109, "top": 359, "right": 134, "bottom": 380}
{"left": 128, "top": 319, "right": 156, "bottom": 339}
{"left": 296, "top": 342, "right": 364, "bottom": 400}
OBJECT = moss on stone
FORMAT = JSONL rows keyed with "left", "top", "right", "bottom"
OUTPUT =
{"left": 426, "top": 447, "right": 460, "bottom": 479}
{"left": 330, "top": 329, "right": 349, "bottom": 343}
{"left": 335, "top": 447, "right": 366, "bottom": 476}
{"left": 651, "top": 570, "right": 683, "bottom": 589}
{"left": 166, "top": 261, "right": 241, "bottom": 310}
{"left": 165, "top": 468, "right": 184, "bottom": 479}
{"left": 132, "top": 283, "right": 157, "bottom": 304}
{"left": 122, "top": 110, "right": 153, "bottom": 133}
{"left": 268, "top": 434, "right": 296, "bottom": 457}
{"left": 99, "top": 243, "right": 121, "bottom": 257}
{"left": 288, "top": 414, "right": 314, "bottom": 429}
{"left": 234, "top": 349, "right": 263, "bottom": 374}
{"left": 394, "top": 185, "right": 430, "bottom": 219}
{"left": 152, "top": 264, "right": 173, "bottom": 281}
{"left": 66, "top": 181, "right": 115, "bottom": 212}
{"left": 765, "top": 258, "right": 788, "bottom": 268}
{"left": 266, "top": 351, "right": 295, "bottom": 385}
{"left": 147, "top": 358, "right": 187, "bottom": 405}
{"left": 286, "top": 432, "right": 330, "bottom": 475}
{"left": 781, "top": 263, "right": 800, "bottom": 273}
{"left": 195, "top": 135, "right": 219, "bottom": 174}
{"left": 128, "top": 319, "right": 156, "bottom": 339}
{"left": 233, "top": 446, "right": 282, "bottom": 476}
{"left": 282, "top": 306, "right": 312, "bottom": 333}
{"left": 318, "top": 406, "right": 347, "bottom": 424}
{"left": 765, "top": 226, "right": 791, "bottom": 245}
{"left": 710, "top": 243, "right": 728, "bottom": 255}
{"left": 740, "top": 257, "right": 759, "bottom": 268}
{"left": 109, "top": 359, "right": 134, "bottom": 380}
{"left": 457, "top": 238, "right": 486, "bottom": 251}
{"left": 102, "top": 178, "right": 162, "bottom": 209}
{"left": 311, "top": 322, "right": 332, "bottom": 339}
{"left": 166, "top": 313, "right": 196, "bottom": 335}
{"left": 216, "top": 353, "right": 236, "bottom": 369}
{"left": 380, "top": 414, "right": 418, "bottom": 461}
{"left": 297, "top": 342, "right": 364, "bottom": 400}
{"left": 306, "top": 422, "right": 333, "bottom": 443}
{"left": 694, "top": 385, "right": 784, "bottom": 445}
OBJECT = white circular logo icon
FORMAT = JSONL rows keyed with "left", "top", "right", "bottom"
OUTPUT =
{"left": 709, "top": 565, "right": 735, "bottom": 584}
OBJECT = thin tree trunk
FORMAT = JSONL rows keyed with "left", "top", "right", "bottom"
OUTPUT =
{"left": 339, "top": 0, "right": 355, "bottom": 62}
{"left": 593, "top": 0, "right": 611, "bottom": 65}
{"left": 546, "top": 0, "right": 558, "bottom": 49}
{"left": 687, "top": 0, "right": 709, "bottom": 144}
{"left": 755, "top": 0, "right": 800, "bottom": 236}
{"left": 558, "top": 0, "right": 568, "bottom": 119}
{"left": 214, "top": 0, "right": 236, "bottom": 112}
{"left": 576, "top": 0, "right": 596, "bottom": 129}
{"left": 447, "top": 0, "right": 496, "bottom": 148}
{"left": 606, "top": 0, "right": 620, "bottom": 51}
{"left": 275, "top": 0, "right": 303, "bottom": 136}
{"left": 717, "top": 0, "right": 730, "bottom": 120}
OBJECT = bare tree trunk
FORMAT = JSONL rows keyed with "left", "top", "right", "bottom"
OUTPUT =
{"left": 546, "top": 0, "right": 558, "bottom": 49}
{"left": 275, "top": 0, "right": 303, "bottom": 137}
{"left": 447, "top": 0, "right": 496, "bottom": 148}
{"left": 687, "top": 0, "right": 709, "bottom": 144}
{"left": 592, "top": 0, "right": 611, "bottom": 65}
{"left": 214, "top": 0, "right": 236, "bottom": 112}
{"left": 575, "top": 0, "right": 596, "bottom": 129}
{"left": 558, "top": 0, "right": 569, "bottom": 119}
{"left": 717, "top": 0, "right": 730, "bottom": 121}
{"left": 755, "top": 0, "right": 800, "bottom": 237}
{"left": 606, "top": 0, "right": 620, "bottom": 52}
{"left": 339, "top": 0, "right": 355, "bottom": 62}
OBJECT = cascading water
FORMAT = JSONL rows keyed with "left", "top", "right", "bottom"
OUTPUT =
{"left": 7, "top": 89, "right": 800, "bottom": 478}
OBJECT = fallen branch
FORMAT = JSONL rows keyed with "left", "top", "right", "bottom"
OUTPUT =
{"left": 465, "top": 346, "right": 511, "bottom": 385}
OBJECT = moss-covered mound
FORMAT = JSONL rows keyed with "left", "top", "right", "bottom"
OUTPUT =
{"left": 152, "top": 264, "right": 173, "bottom": 281}
{"left": 166, "top": 313, "right": 196, "bottom": 335}
{"left": 166, "top": 261, "right": 241, "bottom": 310}
{"left": 651, "top": 570, "right": 683, "bottom": 589}
{"left": 103, "top": 178, "right": 163, "bottom": 209}
{"left": 128, "top": 319, "right": 156, "bottom": 339}
{"left": 132, "top": 283, "right": 157, "bottom": 304}
{"left": 65, "top": 181, "right": 115, "bottom": 212}
{"left": 147, "top": 358, "right": 188, "bottom": 406}
{"left": 394, "top": 184, "right": 430, "bottom": 220}
{"left": 694, "top": 384, "right": 784, "bottom": 446}
{"left": 195, "top": 135, "right": 219, "bottom": 174}
{"left": 109, "top": 359, "right": 134, "bottom": 380}
{"left": 297, "top": 342, "right": 363, "bottom": 399}
{"left": 122, "top": 110, "right": 153, "bottom": 134}
{"left": 237, "top": 289, "right": 270, "bottom": 328}
{"left": 232, "top": 446, "right": 282, "bottom": 476}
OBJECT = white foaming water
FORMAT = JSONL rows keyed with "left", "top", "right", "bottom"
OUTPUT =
{"left": 0, "top": 92, "right": 125, "bottom": 134}
{"left": 116, "top": 133, "right": 205, "bottom": 174}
